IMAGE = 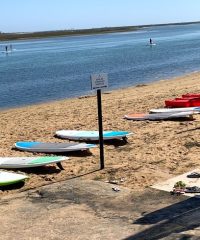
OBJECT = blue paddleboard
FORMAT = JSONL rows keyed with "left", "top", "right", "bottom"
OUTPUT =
{"left": 15, "top": 141, "right": 96, "bottom": 153}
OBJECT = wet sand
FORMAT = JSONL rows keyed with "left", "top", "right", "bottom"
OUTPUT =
{"left": 1, "top": 71, "right": 200, "bottom": 196}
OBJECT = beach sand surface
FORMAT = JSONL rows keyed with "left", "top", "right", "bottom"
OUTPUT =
{"left": 0, "top": 72, "right": 200, "bottom": 196}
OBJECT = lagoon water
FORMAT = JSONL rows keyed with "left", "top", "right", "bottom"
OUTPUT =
{"left": 1, "top": 23, "right": 200, "bottom": 109}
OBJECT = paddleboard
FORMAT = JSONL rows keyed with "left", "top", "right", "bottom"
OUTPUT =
{"left": 0, "top": 171, "right": 28, "bottom": 186}
{"left": 1, "top": 51, "right": 12, "bottom": 54}
{"left": 15, "top": 141, "right": 96, "bottom": 153}
{"left": 55, "top": 130, "right": 132, "bottom": 141}
{"left": 0, "top": 156, "right": 68, "bottom": 169}
{"left": 149, "top": 107, "right": 200, "bottom": 114}
{"left": 124, "top": 111, "right": 195, "bottom": 121}
{"left": 146, "top": 43, "right": 156, "bottom": 46}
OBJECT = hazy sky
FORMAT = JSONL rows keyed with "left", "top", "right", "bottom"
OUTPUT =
{"left": 1, "top": 0, "right": 200, "bottom": 32}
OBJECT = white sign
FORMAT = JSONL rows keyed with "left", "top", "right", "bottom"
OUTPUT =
{"left": 91, "top": 73, "right": 108, "bottom": 90}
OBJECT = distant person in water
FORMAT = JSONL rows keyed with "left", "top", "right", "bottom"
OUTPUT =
{"left": 150, "top": 38, "right": 153, "bottom": 44}
{"left": 5, "top": 46, "right": 8, "bottom": 52}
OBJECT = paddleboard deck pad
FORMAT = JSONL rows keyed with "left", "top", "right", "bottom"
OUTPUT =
{"left": 0, "top": 156, "right": 68, "bottom": 169}
{"left": 55, "top": 130, "right": 132, "bottom": 141}
{"left": 15, "top": 142, "right": 96, "bottom": 153}
{"left": 124, "top": 111, "right": 195, "bottom": 120}
{"left": 0, "top": 171, "right": 28, "bottom": 186}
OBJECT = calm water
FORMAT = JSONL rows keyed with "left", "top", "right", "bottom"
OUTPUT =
{"left": 1, "top": 23, "right": 200, "bottom": 109}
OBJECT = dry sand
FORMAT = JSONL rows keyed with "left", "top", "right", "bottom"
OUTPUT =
{"left": 1, "top": 72, "right": 200, "bottom": 196}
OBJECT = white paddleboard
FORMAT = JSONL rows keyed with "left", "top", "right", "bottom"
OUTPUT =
{"left": 146, "top": 43, "right": 156, "bottom": 46}
{"left": 15, "top": 141, "right": 96, "bottom": 153}
{"left": 150, "top": 107, "right": 200, "bottom": 114}
{"left": 1, "top": 51, "right": 12, "bottom": 54}
{"left": 55, "top": 130, "right": 132, "bottom": 141}
{"left": 124, "top": 111, "right": 196, "bottom": 121}
{"left": 0, "top": 171, "right": 28, "bottom": 186}
{"left": 0, "top": 156, "right": 68, "bottom": 169}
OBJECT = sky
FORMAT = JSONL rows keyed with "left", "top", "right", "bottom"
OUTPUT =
{"left": 0, "top": 0, "right": 200, "bottom": 33}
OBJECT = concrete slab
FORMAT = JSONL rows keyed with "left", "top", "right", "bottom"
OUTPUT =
{"left": 151, "top": 169, "right": 200, "bottom": 197}
{"left": 1, "top": 178, "right": 200, "bottom": 239}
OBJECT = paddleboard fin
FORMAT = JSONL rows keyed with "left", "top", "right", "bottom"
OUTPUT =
{"left": 56, "top": 162, "right": 64, "bottom": 170}
{"left": 122, "top": 136, "right": 128, "bottom": 143}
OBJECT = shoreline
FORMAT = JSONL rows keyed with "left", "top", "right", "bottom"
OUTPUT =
{"left": 1, "top": 70, "right": 199, "bottom": 113}
{"left": 1, "top": 71, "right": 200, "bottom": 196}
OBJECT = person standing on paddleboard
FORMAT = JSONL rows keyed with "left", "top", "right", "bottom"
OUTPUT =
{"left": 150, "top": 38, "right": 153, "bottom": 44}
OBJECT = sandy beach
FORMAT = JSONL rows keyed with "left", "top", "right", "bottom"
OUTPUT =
{"left": 1, "top": 71, "right": 200, "bottom": 196}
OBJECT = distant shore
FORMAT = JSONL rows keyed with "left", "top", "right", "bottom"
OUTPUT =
{"left": 1, "top": 21, "right": 200, "bottom": 41}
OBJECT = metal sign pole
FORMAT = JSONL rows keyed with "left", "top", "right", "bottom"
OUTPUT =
{"left": 97, "top": 89, "right": 104, "bottom": 169}
{"left": 91, "top": 73, "right": 108, "bottom": 170}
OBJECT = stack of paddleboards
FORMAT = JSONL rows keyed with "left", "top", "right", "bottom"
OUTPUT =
{"left": 124, "top": 111, "right": 196, "bottom": 121}
{"left": 124, "top": 93, "right": 200, "bottom": 121}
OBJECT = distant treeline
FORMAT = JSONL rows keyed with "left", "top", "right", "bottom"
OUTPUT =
{"left": 0, "top": 21, "right": 200, "bottom": 41}
{"left": 0, "top": 26, "right": 139, "bottom": 41}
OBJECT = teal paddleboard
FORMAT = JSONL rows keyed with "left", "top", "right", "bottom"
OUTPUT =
{"left": 55, "top": 130, "right": 132, "bottom": 141}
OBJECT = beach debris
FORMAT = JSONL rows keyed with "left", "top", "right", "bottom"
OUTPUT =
{"left": 105, "top": 178, "right": 125, "bottom": 185}
{"left": 120, "top": 178, "right": 125, "bottom": 183}
{"left": 28, "top": 190, "right": 45, "bottom": 199}
{"left": 174, "top": 181, "right": 186, "bottom": 189}
{"left": 105, "top": 180, "right": 118, "bottom": 184}
{"left": 112, "top": 187, "right": 120, "bottom": 192}
{"left": 171, "top": 188, "right": 185, "bottom": 195}
{"left": 187, "top": 172, "right": 200, "bottom": 178}
{"left": 185, "top": 186, "right": 200, "bottom": 193}
{"left": 103, "top": 91, "right": 112, "bottom": 95}
{"left": 171, "top": 181, "right": 200, "bottom": 195}
{"left": 78, "top": 95, "right": 94, "bottom": 99}
{"left": 135, "top": 84, "right": 148, "bottom": 88}
{"left": 171, "top": 181, "right": 186, "bottom": 195}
